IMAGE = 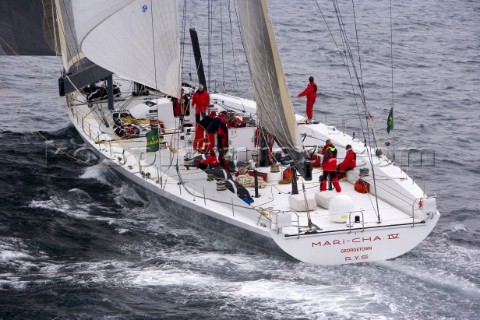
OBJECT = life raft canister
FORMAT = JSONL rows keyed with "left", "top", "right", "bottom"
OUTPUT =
{"left": 354, "top": 179, "right": 370, "bottom": 193}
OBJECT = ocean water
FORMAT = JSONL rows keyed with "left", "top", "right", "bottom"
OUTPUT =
{"left": 1, "top": 0, "right": 479, "bottom": 319}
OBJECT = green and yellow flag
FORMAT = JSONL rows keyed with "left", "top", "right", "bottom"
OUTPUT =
{"left": 387, "top": 107, "right": 394, "bottom": 134}
{"left": 146, "top": 129, "right": 159, "bottom": 153}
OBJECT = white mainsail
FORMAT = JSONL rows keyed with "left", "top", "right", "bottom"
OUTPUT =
{"left": 70, "top": 0, "right": 181, "bottom": 98}
{"left": 237, "top": 0, "right": 303, "bottom": 154}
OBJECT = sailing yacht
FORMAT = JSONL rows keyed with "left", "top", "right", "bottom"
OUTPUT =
{"left": 1, "top": 0, "right": 439, "bottom": 265}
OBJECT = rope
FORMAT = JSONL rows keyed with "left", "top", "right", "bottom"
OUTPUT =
{"left": 235, "top": 174, "right": 267, "bottom": 188}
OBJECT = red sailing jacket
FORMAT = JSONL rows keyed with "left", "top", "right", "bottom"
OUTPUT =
{"left": 298, "top": 82, "right": 317, "bottom": 99}
{"left": 192, "top": 90, "right": 210, "bottom": 114}
{"left": 338, "top": 150, "right": 357, "bottom": 172}
{"left": 217, "top": 117, "right": 229, "bottom": 148}
{"left": 322, "top": 145, "right": 337, "bottom": 171}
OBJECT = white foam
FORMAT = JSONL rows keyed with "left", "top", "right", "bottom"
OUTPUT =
{"left": 450, "top": 223, "right": 467, "bottom": 232}
{"left": 29, "top": 196, "right": 90, "bottom": 219}
{"left": 80, "top": 164, "right": 110, "bottom": 185}
{"left": 226, "top": 278, "right": 387, "bottom": 319}
{"left": 129, "top": 269, "right": 217, "bottom": 287}
{"left": 0, "top": 250, "right": 29, "bottom": 262}
{"left": 0, "top": 277, "right": 28, "bottom": 290}
{"left": 376, "top": 259, "right": 480, "bottom": 297}
{"left": 113, "top": 183, "right": 145, "bottom": 205}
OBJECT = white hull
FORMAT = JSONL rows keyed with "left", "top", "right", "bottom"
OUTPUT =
{"left": 66, "top": 87, "right": 439, "bottom": 265}
{"left": 270, "top": 215, "right": 439, "bottom": 265}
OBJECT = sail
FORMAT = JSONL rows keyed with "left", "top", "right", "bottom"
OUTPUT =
{"left": 0, "top": 0, "right": 59, "bottom": 55}
{"left": 69, "top": 0, "right": 181, "bottom": 98}
{"left": 237, "top": 0, "right": 310, "bottom": 178}
{"left": 50, "top": 0, "right": 111, "bottom": 95}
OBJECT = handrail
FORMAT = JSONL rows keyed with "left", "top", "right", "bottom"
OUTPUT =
{"left": 292, "top": 212, "right": 300, "bottom": 237}
{"left": 283, "top": 220, "right": 427, "bottom": 238}
{"left": 82, "top": 106, "right": 96, "bottom": 140}
{"left": 348, "top": 210, "right": 365, "bottom": 233}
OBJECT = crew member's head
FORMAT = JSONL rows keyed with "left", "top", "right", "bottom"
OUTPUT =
{"left": 309, "top": 76, "right": 314, "bottom": 83}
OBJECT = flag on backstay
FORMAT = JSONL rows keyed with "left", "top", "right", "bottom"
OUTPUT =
{"left": 387, "top": 107, "right": 394, "bottom": 134}
{"left": 146, "top": 129, "right": 159, "bottom": 153}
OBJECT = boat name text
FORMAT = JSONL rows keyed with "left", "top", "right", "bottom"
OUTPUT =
{"left": 311, "top": 234, "right": 400, "bottom": 247}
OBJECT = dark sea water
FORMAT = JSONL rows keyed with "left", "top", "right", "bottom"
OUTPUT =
{"left": 1, "top": 0, "right": 479, "bottom": 319}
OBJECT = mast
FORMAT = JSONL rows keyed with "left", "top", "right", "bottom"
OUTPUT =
{"left": 189, "top": 28, "right": 207, "bottom": 90}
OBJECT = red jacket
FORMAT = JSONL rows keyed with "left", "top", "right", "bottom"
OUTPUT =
{"left": 322, "top": 145, "right": 337, "bottom": 171}
{"left": 217, "top": 117, "right": 229, "bottom": 148}
{"left": 192, "top": 90, "right": 210, "bottom": 114}
{"left": 172, "top": 98, "right": 181, "bottom": 117}
{"left": 298, "top": 82, "right": 317, "bottom": 99}
{"left": 338, "top": 150, "right": 356, "bottom": 172}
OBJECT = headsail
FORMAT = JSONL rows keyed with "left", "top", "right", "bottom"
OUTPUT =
{"left": 69, "top": 0, "right": 181, "bottom": 98}
{"left": 54, "top": 0, "right": 113, "bottom": 95}
{"left": 237, "top": 0, "right": 311, "bottom": 179}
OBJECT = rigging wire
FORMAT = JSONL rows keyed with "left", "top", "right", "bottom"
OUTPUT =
{"left": 46, "top": 1, "right": 59, "bottom": 57}
{"left": 313, "top": 0, "right": 368, "bottom": 145}
{"left": 389, "top": 0, "right": 396, "bottom": 153}
{"left": 207, "top": 0, "right": 212, "bottom": 90}
{"left": 180, "top": 0, "right": 188, "bottom": 76}
{"left": 149, "top": 0, "right": 158, "bottom": 91}
{"left": 228, "top": 0, "right": 240, "bottom": 89}
{"left": 351, "top": 0, "right": 365, "bottom": 97}
{"left": 220, "top": 0, "right": 226, "bottom": 91}
{"left": 313, "top": 0, "right": 385, "bottom": 221}
{"left": 231, "top": 0, "right": 254, "bottom": 98}
{"left": 337, "top": 0, "right": 382, "bottom": 222}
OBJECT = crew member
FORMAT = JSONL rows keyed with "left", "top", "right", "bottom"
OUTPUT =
{"left": 205, "top": 111, "right": 228, "bottom": 153}
{"left": 321, "top": 139, "right": 332, "bottom": 155}
{"left": 173, "top": 88, "right": 188, "bottom": 120}
{"left": 229, "top": 115, "right": 248, "bottom": 128}
{"left": 320, "top": 140, "right": 341, "bottom": 192}
{"left": 297, "top": 76, "right": 317, "bottom": 123}
{"left": 217, "top": 113, "right": 229, "bottom": 152}
{"left": 193, "top": 111, "right": 216, "bottom": 153}
{"left": 191, "top": 84, "right": 210, "bottom": 123}
{"left": 337, "top": 144, "right": 356, "bottom": 180}
{"left": 308, "top": 150, "right": 321, "bottom": 167}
